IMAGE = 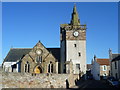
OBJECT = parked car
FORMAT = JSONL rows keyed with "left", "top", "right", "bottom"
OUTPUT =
{"left": 87, "top": 75, "right": 93, "bottom": 80}
{"left": 107, "top": 77, "right": 119, "bottom": 87}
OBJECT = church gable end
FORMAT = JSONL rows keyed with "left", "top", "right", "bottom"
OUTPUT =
{"left": 21, "top": 41, "right": 58, "bottom": 74}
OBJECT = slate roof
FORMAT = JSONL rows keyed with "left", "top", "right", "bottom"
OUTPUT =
{"left": 4, "top": 48, "right": 32, "bottom": 62}
{"left": 111, "top": 55, "right": 120, "bottom": 62}
{"left": 47, "top": 48, "right": 60, "bottom": 62}
{"left": 4, "top": 48, "right": 60, "bottom": 62}
{"left": 96, "top": 58, "right": 109, "bottom": 65}
{"left": 112, "top": 54, "right": 120, "bottom": 59}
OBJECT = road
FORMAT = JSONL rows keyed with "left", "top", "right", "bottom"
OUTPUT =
{"left": 71, "top": 80, "right": 115, "bottom": 89}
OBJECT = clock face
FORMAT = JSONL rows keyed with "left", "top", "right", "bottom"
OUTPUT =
{"left": 36, "top": 49, "right": 42, "bottom": 55}
{"left": 73, "top": 31, "right": 79, "bottom": 37}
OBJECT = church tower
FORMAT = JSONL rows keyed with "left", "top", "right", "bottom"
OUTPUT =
{"left": 60, "top": 4, "right": 86, "bottom": 75}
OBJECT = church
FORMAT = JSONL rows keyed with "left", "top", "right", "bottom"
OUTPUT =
{"left": 2, "top": 4, "right": 87, "bottom": 75}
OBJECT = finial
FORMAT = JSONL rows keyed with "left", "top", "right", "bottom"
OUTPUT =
{"left": 70, "top": 3, "right": 80, "bottom": 25}
{"left": 109, "top": 48, "right": 112, "bottom": 54}
{"left": 74, "top": 3, "right": 76, "bottom": 6}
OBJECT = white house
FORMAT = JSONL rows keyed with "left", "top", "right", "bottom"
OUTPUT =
{"left": 91, "top": 55, "right": 110, "bottom": 80}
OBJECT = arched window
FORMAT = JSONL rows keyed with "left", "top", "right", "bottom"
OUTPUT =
{"left": 27, "top": 61, "right": 30, "bottom": 73}
{"left": 40, "top": 56, "right": 42, "bottom": 63}
{"left": 24, "top": 61, "right": 30, "bottom": 73}
{"left": 24, "top": 64, "right": 27, "bottom": 72}
{"left": 36, "top": 56, "right": 42, "bottom": 63}
{"left": 48, "top": 64, "right": 50, "bottom": 73}
{"left": 48, "top": 61, "right": 54, "bottom": 73}
{"left": 51, "top": 64, "right": 53, "bottom": 73}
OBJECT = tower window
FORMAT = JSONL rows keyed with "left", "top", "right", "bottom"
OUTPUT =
{"left": 76, "top": 64, "right": 80, "bottom": 70}
{"left": 74, "top": 44, "right": 77, "bottom": 47}
{"left": 78, "top": 52, "right": 81, "bottom": 56}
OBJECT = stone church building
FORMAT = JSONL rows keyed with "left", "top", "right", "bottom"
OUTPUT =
{"left": 3, "top": 5, "right": 87, "bottom": 75}
{"left": 3, "top": 41, "right": 59, "bottom": 74}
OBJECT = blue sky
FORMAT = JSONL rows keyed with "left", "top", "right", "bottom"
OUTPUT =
{"left": 2, "top": 2, "right": 118, "bottom": 64}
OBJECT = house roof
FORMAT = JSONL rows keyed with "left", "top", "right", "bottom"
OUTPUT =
{"left": 4, "top": 48, "right": 32, "bottom": 62}
{"left": 111, "top": 55, "right": 120, "bottom": 62}
{"left": 112, "top": 54, "right": 120, "bottom": 59}
{"left": 4, "top": 48, "right": 60, "bottom": 62}
{"left": 96, "top": 58, "right": 109, "bottom": 65}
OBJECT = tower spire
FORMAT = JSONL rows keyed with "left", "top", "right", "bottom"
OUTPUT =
{"left": 70, "top": 4, "right": 80, "bottom": 25}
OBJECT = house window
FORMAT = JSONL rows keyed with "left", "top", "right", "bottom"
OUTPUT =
{"left": 74, "top": 44, "right": 77, "bottom": 47}
{"left": 115, "top": 61, "right": 117, "bottom": 69}
{"left": 103, "top": 65, "right": 107, "bottom": 71}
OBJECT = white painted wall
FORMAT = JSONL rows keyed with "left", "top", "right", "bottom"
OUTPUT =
{"left": 66, "top": 40, "right": 86, "bottom": 74}
{"left": 3, "top": 62, "right": 18, "bottom": 72}
{"left": 91, "top": 60, "right": 100, "bottom": 80}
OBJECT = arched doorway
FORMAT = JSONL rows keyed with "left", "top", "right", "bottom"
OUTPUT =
{"left": 34, "top": 65, "right": 42, "bottom": 74}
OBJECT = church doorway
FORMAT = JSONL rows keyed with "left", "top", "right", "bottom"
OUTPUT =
{"left": 34, "top": 65, "right": 42, "bottom": 74}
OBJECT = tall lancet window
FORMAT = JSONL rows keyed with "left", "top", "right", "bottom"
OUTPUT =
{"left": 48, "top": 61, "right": 53, "bottom": 73}
{"left": 24, "top": 61, "right": 30, "bottom": 73}
{"left": 36, "top": 56, "right": 42, "bottom": 63}
{"left": 40, "top": 56, "right": 42, "bottom": 63}
{"left": 24, "top": 64, "right": 27, "bottom": 72}
{"left": 27, "top": 61, "right": 30, "bottom": 73}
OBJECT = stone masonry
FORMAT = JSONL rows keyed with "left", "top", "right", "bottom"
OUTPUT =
{"left": 1, "top": 68, "right": 77, "bottom": 88}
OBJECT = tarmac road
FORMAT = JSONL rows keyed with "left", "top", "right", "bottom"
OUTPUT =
{"left": 71, "top": 80, "right": 115, "bottom": 89}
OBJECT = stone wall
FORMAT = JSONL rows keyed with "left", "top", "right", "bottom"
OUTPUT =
{"left": 1, "top": 71, "right": 78, "bottom": 88}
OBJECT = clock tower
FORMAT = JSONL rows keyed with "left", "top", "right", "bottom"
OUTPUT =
{"left": 60, "top": 4, "right": 86, "bottom": 75}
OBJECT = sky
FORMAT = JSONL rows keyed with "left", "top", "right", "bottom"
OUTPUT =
{"left": 1, "top": 2, "right": 118, "bottom": 64}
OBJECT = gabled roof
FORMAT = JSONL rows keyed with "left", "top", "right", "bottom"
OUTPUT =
{"left": 112, "top": 54, "right": 120, "bottom": 59}
{"left": 3, "top": 47, "right": 60, "bottom": 62}
{"left": 4, "top": 48, "right": 32, "bottom": 62}
{"left": 96, "top": 58, "right": 109, "bottom": 65}
{"left": 112, "top": 55, "right": 120, "bottom": 62}
{"left": 47, "top": 48, "right": 60, "bottom": 62}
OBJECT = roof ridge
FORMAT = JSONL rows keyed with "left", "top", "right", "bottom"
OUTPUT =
{"left": 97, "top": 58, "right": 109, "bottom": 59}
{"left": 112, "top": 53, "right": 120, "bottom": 54}
{"left": 46, "top": 47, "right": 60, "bottom": 49}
